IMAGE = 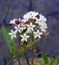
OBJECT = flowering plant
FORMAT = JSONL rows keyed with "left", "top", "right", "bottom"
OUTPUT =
{"left": 1, "top": 11, "right": 57, "bottom": 65}
{"left": 9, "top": 11, "right": 47, "bottom": 43}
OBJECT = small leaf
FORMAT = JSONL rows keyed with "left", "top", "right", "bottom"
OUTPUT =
{"left": 17, "top": 46, "right": 26, "bottom": 55}
{"left": 28, "top": 40, "right": 33, "bottom": 45}
{"left": 41, "top": 52, "right": 49, "bottom": 65}
{"left": 49, "top": 58, "right": 57, "bottom": 65}
{"left": 24, "top": 41, "right": 28, "bottom": 45}
{"left": 21, "top": 28, "right": 27, "bottom": 34}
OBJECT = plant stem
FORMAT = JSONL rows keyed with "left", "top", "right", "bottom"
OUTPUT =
{"left": 18, "top": 56, "right": 21, "bottom": 65}
{"left": 24, "top": 51, "right": 30, "bottom": 65}
{"left": 32, "top": 44, "right": 34, "bottom": 65}
{"left": 31, "top": 31, "right": 34, "bottom": 65}
{"left": 17, "top": 32, "right": 21, "bottom": 65}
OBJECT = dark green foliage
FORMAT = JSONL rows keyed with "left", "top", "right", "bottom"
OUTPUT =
{"left": 24, "top": 41, "right": 28, "bottom": 45}
{"left": 21, "top": 28, "right": 27, "bottom": 35}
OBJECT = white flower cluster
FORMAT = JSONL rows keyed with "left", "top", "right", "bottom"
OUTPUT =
{"left": 9, "top": 11, "right": 48, "bottom": 42}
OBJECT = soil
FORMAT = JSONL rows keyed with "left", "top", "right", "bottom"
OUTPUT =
{"left": 14, "top": 57, "right": 51, "bottom": 65}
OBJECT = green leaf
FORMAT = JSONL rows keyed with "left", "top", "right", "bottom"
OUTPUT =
{"left": 28, "top": 40, "right": 33, "bottom": 45}
{"left": 23, "top": 40, "right": 33, "bottom": 46}
{"left": 21, "top": 28, "right": 27, "bottom": 35}
{"left": 41, "top": 52, "right": 49, "bottom": 65}
{"left": 17, "top": 46, "right": 26, "bottom": 55}
{"left": 2, "top": 25, "right": 15, "bottom": 58}
{"left": 49, "top": 58, "right": 57, "bottom": 65}
{"left": 23, "top": 41, "right": 28, "bottom": 45}
{"left": 27, "top": 39, "right": 39, "bottom": 46}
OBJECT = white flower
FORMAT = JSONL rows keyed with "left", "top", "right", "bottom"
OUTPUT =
{"left": 22, "top": 19, "right": 27, "bottom": 23}
{"left": 14, "top": 24, "right": 22, "bottom": 33}
{"left": 10, "top": 18, "right": 17, "bottom": 24}
{"left": 35, "top": 14, "right": 47, "bottom": 32}
{"left": 37, "top": 21, "right": 47, "bottom": 32}
{"left": 20, "top": 34, "right": 30, "bottom": 42}
{"left": 10, "top": 18, "right": 21, "bottom": 25}
{"left": 9, "top": 30, "right": 17, "bottom": 39}
{"left": 23, "top": 11, "right": 39, "bottom": 22}
{"left": 40, "top": 23, "right": 48, "bottom": 32}
{"left": 39, "top": 14, "right": 47, "bottom": 22}
{"left": 36, "top": 14, "right": 47, "bottom": 24}
{"left": 14, "top": 24, "right": 26, "bottom": 33}
{"left": 26, "top": 22, "right": 36, "bottom": 33}
{"left": 34, "top": 30, "right": 43, "bottom": 39}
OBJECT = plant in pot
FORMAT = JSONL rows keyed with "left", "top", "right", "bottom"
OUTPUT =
{"left": 1, "top": 11, "right": 57, "bottom": 65}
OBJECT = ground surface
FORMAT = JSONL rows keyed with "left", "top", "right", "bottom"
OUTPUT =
{"left": 0, "top": 0, "right": 59, "bottom": 65}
